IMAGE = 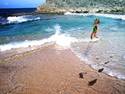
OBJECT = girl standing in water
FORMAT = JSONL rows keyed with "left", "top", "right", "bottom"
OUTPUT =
{"left": 91, "top": 18, "right": 100, "bottom": 39}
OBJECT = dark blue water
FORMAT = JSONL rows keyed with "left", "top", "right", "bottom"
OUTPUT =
{"left": 0, "top": 8, "right": 36, "bottom": 16}
{"left": 0, "top": 13, "right": 125, "bottom": 79}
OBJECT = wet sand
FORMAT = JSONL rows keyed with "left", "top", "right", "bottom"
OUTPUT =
{"left": 0, "top": 45, "right": 125, "bottom": 94}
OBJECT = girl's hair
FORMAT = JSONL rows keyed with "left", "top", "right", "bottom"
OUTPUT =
{"left": 94, "top": 18, "right": 100, "bottom": 25}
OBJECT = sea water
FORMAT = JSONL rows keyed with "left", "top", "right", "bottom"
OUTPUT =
{"left": 0, "top": 13, "right": 125, "bottom": 79}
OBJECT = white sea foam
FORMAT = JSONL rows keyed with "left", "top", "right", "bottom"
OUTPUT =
{"left": 64, "top": 12, "right": 125, "bottom": 21}
{"left": 104, "top": 69, "right": 125, "bottom": 79}
{"left": 65, "top": 12, "right": 89, "bottom": 16}
{"left": 7, "top": 16, "right": 40, "bottom": 24}
{"left": 0, "top": 24, "right": 78, "bottom": 51}
{"left": 92, "top": 64, "right": 125, "bottom": 79}
{"left": 72, "top": 51, "right": 125, "bottom": 80}
{"left": 92, "top": 13, "right": 125, "bottom": 20}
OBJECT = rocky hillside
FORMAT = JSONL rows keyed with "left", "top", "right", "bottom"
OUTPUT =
{"left": 37, "top": 0, "right": 125, "bottom": 14}
{"left": 46, "top": 0, "right": 125, "bottom": 8}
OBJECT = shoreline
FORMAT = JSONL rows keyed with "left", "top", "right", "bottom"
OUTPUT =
{"left": 1, "top": 42, "right": 125, "bottom": 80}
{"left": 0, "top": 44, "right": 125, "bottom": 94}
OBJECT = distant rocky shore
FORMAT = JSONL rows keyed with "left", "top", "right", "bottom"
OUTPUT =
{"left": 37, "top": 0, "right": 125, "bottom": 14}
{"left": 37, "top": 6, "right": 125, "bottom": 14}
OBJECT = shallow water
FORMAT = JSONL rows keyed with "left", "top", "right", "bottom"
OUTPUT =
{"left": 0, "top": 13, "right": 125, "bottom": 79}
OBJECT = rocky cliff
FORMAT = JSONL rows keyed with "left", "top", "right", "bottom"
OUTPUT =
{"left": 37, "top": 0, "right": 125, "bottom": 14}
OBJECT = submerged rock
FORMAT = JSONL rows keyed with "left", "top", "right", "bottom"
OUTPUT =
{"left": 98, "top": 68, "right": 104, "bottom": 73}
{"left": 110, "top": 56, "right": 113, "bottom": 58}
{"left": 105, "top": 61, "right": 110, "bottom": 64}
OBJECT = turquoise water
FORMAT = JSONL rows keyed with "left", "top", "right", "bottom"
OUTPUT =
{"left": 0, "top": 13, "right": 125, "bottom": 79}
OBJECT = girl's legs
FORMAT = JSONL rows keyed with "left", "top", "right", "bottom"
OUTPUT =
{"left": 91, "top": 32, "right": 94, "bottom": 39}
{"left": 91, "top": 32, "right": 98, "bottom": 39}
{"left": 94, "top": 32, "right": 98, "bottom": 38}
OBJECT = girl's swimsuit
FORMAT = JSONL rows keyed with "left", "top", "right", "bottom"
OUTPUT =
{"left": 93, "top": 25, "right": 97, "bottom": 33}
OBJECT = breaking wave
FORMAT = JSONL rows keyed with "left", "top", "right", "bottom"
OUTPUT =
{"left": 7, "top": 15, "right": 40, "bottom": 24}
{"left": 65, "top": 12, "right": 125, "bottom": 20}
{"left": 0, "top": 15, "right": 41, "bottom": 25}
{"left": 0, "top": 24, "right": 78, "bottom": 51}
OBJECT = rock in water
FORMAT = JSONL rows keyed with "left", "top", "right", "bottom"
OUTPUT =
{"left": 96, "top": 57, "right": 99, "bottom": 60}
{"left": 110, "top": 56, "right": 113, "bottom": 58}
{"left": 98, "top": 68, "right": 104, "bottom": 72}
{"left": 105, "top": 61, "right": 110, "bottom": 64}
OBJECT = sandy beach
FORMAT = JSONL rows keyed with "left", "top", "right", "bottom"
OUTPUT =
{"left": 0, "top": 45, "right": 125, "bottom": 94}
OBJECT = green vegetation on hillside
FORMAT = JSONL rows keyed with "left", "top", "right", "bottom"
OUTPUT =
{"left": 37, "top": 0, "right": 125, "bottom": 14}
